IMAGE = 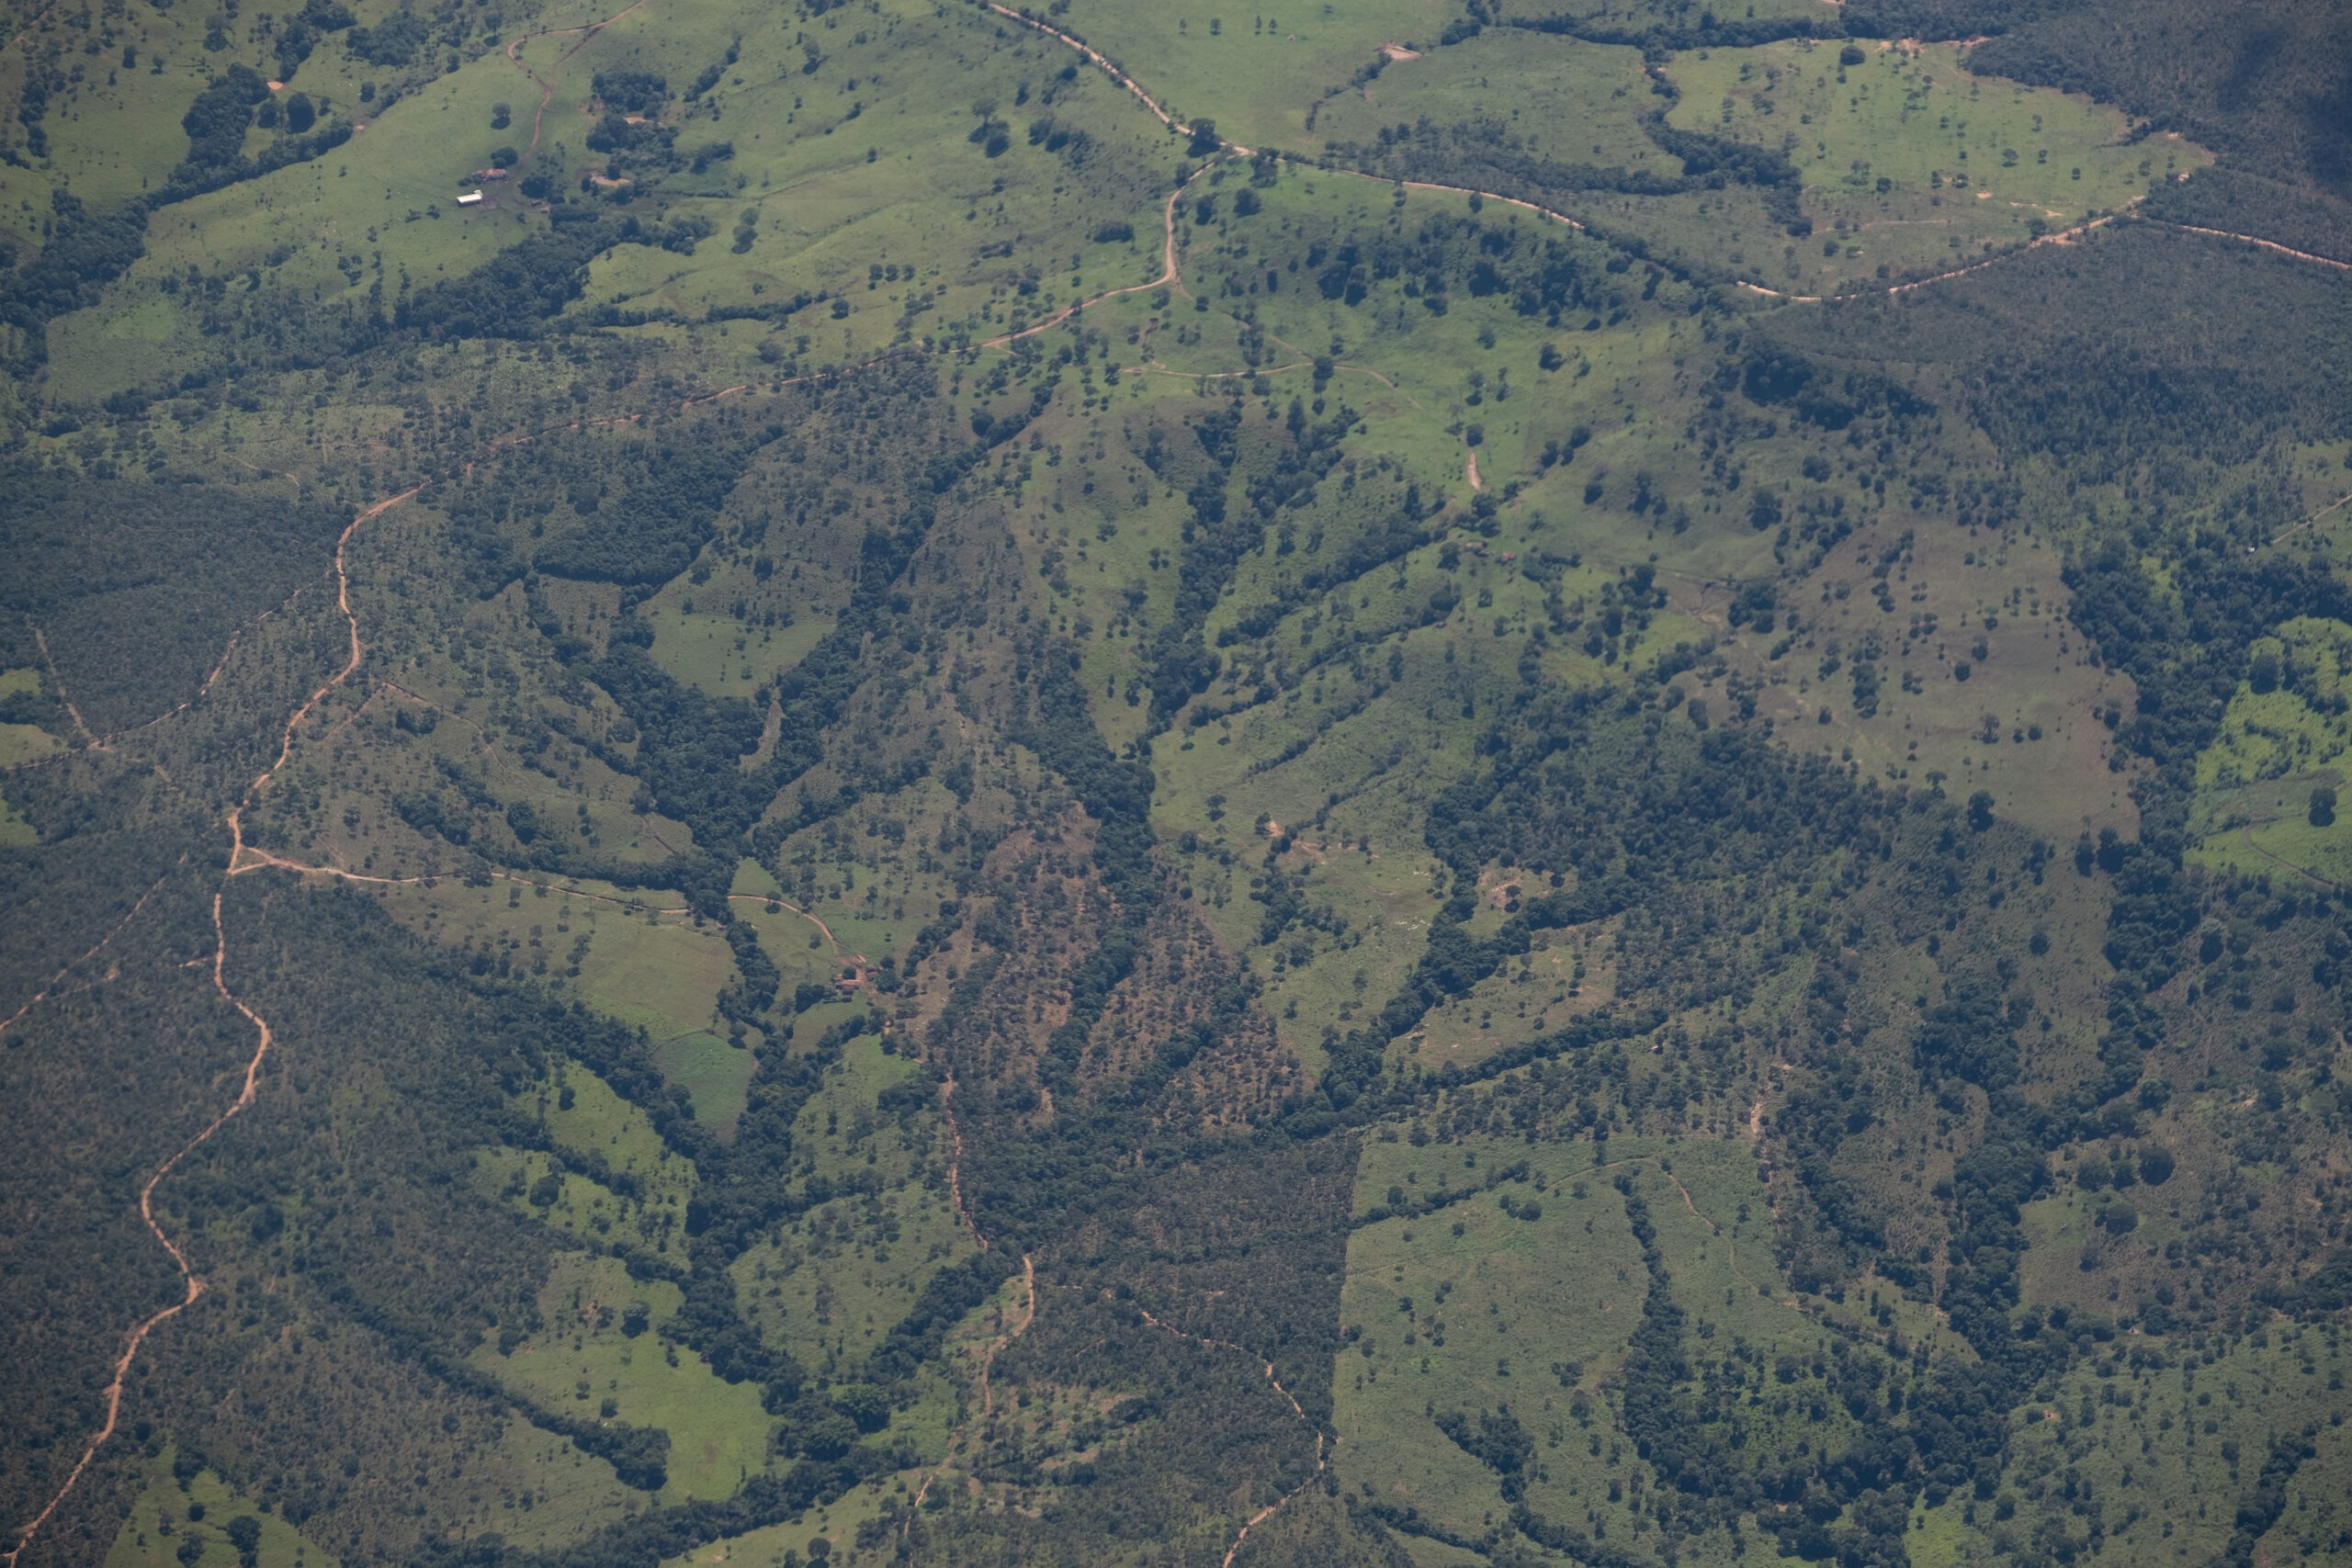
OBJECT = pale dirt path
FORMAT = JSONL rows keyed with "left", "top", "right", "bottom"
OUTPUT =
{"left": 982, "top": 162, "right": 1210, "bottom": 350}
{"left": 903, "top": 1254, "right": 1035, "bottom": 1522}
{"left": 5, "top": 580, "right": 322, "bottom": 776}
{"left": 30, "top": 13, "right": 2296, "bottom": 1551}
{"left": 1744, "top": 213, "right": 2347, "bottom": 306}
{"left": 990, "top": 0, "right": 2351, "bottom": 318}
{"left": 983, "top": 3, "right": 1190, "bottom": 139}
{"left": 1, "top": 890, "right": 282, "bottom": 1568}
{"left": 2, "top": 0, "right": 58, "bottom": 55}
{"left": 4, "top": 480, "right": 421, "bottom": 1566}
{"left": 2268, "top": 488, "right": 2352, "bottom": 548}
{"left": 0, "top": 229, "right": 992, "bottom": 1568}
{"left": 1737, "top": 208, "right": 2133, "bottom": 302}
{"left": 2238, "top": 820, "right": 2339, "bottom": 891}
{"left": 504, "top": 0, "right": 654, "bottom": 157}
{"left": 906, "top": 1071, "right": 1038, "bottom": 1532}
{"left": 2168, "top": 224, "right": 2351, "bottom": 272}
{"left": 30, "top": 627, "right": 97, "bottom": 747}
{"left": 223, "top": 486, "right": 423, "bottom": 877}
{"left": 0, "top": 863, "right": 176, "bottom": 1043}
{"left": 1127, "top": 1302, "right": 1329, "bottom": 1567}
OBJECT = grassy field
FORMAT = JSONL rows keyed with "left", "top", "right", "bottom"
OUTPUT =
{"left": 1310, "top": 32, "right": 1660, "bottom": 175}
{"left": 1081, "top": 161, "right": 2132, "bottom": 1087}
{"left": 651, "top": 1472, "right": 916, "bottom": 1568}
{"left": 1665, "top": 39, "right": 2211, "bottom": 288}
{"left": 639, "top": 604, "right": 833, "bottom": 699}
{"left": 6, "top": 0, "right": 2331, "bottom": 1560}
{"left": 1340, "top": 1120, "right": 2352, "bottom": 1568}
{"left": 1736, "top": 510, "right": 2140, "bottom": 842}
{"left": 1040, "top": 0, "right": 1473, "bottom": 154}
{"left": 728, "top": 1034, "right": 979, "bottom": 1385}
{"left": 476, "top": 1056, "right": 699, "bottom": 1252}
{"left": 653, "top": 1030, "right": 758, "bottom": 1134}
{"left": 103, "top": 1449, "right": 339, "bottom": 1568}
{"left": 1909, "top": 1327, "right": 2352, "bottom": 1567}
{"left": 2186, "top": 615, "right": 2352, "bottom": 883}
{"left": 472, "top": 1251, "right": 776, "bottom": 1506}
{"left": 460, "top": 1016, "right": 986, "bottom": 1531}
{"left": 517, "top": 0, "right": 1184, "bottom": 363}
{"left": 371, "top": 874, "right": 736, "bottom": 1042}
{"left": 1333, "top": 1131, "right": 1951, "bottom": 1564}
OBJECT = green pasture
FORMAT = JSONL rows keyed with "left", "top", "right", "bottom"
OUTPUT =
{"left": 474, "top": 1251, "right": 777, "bottom": 1506}
{"left": 105, "top": 1448, "right": 339, "bottom": 1568}
{"left": 374, "top": 874, "right": 738, "bottom": 1037}
{"left": 654, "top": 1030, "right": 758, "bottom": 1133}
{"left": 1037, "top": 0, "right": 1456, "bottom": 155}
{"left": 475, "top": 1417, "right": 639, "bottom": 1553}
{"left": 0, "top": 716, "right": 59, "bottom": 767}
{"left": 1666, "top": 39, "right": 2212, "bottom": 288}
{"left": 2187, "top": 615, "right": 2352, "bottom": 882}
{"left": 1309, "top": 31, "right": 1660, "bottom": 175}
{"left": 1616, "top": 506, "right": 2139, "bottom": 844}
{"left": 1398, "top": 926, "right": 1623, "bottom": 1078}
{"left": 639, "top": 604, "right": 832, "bottom": 699}
{"left": 544, "top": 1055, "right": 702, "bottom": 1188}
{"left": 653, "top": 1472, "right": 917, "bottom": 1568}
{"left": 1931, "top": 1328, "right": 2352, "bottom": 1566}
{"left": 476, "top": 1067, "right": 697, "bottom": 1252}
{"left": 1334, "top": 1132, "right": 1869, "bottom": 1563}
{"left": 531, "top": 0, "right": 1180, "bottom": 358}
{"left": 728, "top": 1034, "right": 977, "bottom": 1382}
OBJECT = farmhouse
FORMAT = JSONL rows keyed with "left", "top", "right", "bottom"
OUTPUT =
{"left": 455, "top": 189, "right": 484, "bottom": 207}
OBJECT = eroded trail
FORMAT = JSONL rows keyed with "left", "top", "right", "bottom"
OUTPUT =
{"left": 981, "top": 163, "right": 1208, "bottom": 349}
{"left": 1128, "top": 1303, "right": 1330, "bottom": 1567}
{"left": 986, "top": 2, "right": 2347, "bottom": 317}
{"left": 504, "top": 0, "right": 653, "bottom": 155}
{"left": 3, "top": 900, "right": 288, "bottom": 1565}
{"left": 224, "top": 486, "right": 420, "bottom": 875}
{"left": 4, "top": 486, "right": 417, "bottom": 1567}
{"left": 907, "top": 1082, "right": 1039, "bottom": 1532}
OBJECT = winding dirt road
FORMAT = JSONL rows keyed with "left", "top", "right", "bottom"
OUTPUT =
{"left": 1128, "top": 1302, "right": 1330, "bottom": 1567}
{"left": 2, "top": 482, "right": 420, "bottom": 1568}
{"left": 9, "top": 7, "right": 2346, "bottom": 1561}
{"left": 503, "top": 0, "right": 653, "bottom": 156}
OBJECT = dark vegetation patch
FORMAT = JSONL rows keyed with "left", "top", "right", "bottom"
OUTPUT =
{"left": 0, "top": 471, "right": 348, "bottom": 735}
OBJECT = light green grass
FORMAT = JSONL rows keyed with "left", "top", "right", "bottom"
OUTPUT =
{"left": 477, "top": 1060, "right": 697, "bottom": 1252}
{"left": 639, "top": 604, "right": 833, "bottom": 698}
{"left": 0, "top": 666, "right": 61, "bottom": 767}
{"left": 1977, "top": 1329, "right": 2350, "bottom": 1564}
{"left": 531, "top": 0, "right": 1181, "bottom": 361}
{"left": 1747, "top": 513, "right": 2138, "bottom": 842}
{"left": 474, "top": 1252, "right": 776, "bottom": 1506}
{"left": 1308, "top": 30, "right": 1660, "bottom": 173}
{"left": 2188, "top": 616, "right": 2352, "bottom": 881}
{"left": 653, "top": 1029, "right": 758, "bottom": 1134}
{"left": 571, "top": 910, "right": 737, "bottom": 1039}
{"left": 653, "top": 1472, "right": 915, "bottom": 1568}
{"left": 475, "top": 1416, "right": 640, "bottom": 1552}
{"left": 729, "top": 1035, "right": 978, "bottom": 1384}
{"left": 372, "top": 874, "right": 744, "bottom": 1044}
{"left": 1043, "top": 0, "right": 1484, "bottom": 155}
{"left": 104, "top": 1447, "right": 340, "bottom": 1568}
{"left": 1335, "top": 1132, "right": 1866, "bottom": 1562}
{"left": 1665, "top": 39, "right": 2212, "bottom": 288}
